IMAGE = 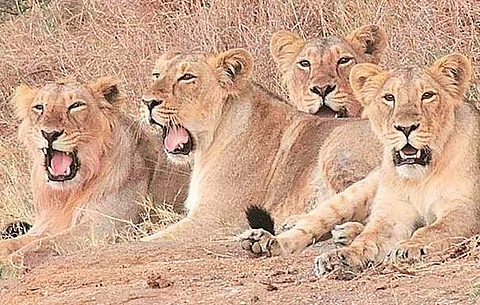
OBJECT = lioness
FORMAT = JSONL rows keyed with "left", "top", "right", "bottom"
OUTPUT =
{"left": 0, "top": 77, "right": 188, "bottom": 261}
{"left": 271, "top": 25, "right": 387, "bottom": 117}
{"left": 140, "top": 48, "right": 381, "bottom": 241}
{"left": 240, "top": 53, "right": 480, "bottom": 276}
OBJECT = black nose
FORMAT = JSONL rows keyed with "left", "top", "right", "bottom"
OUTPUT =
{"left": 142, "top": 98, "right": 162, "bottom": 111}
{"left": 310, "top": 84, "right": 336, "bottom": 98}
{"left": 394, "top": 124, "right": 419, "bottom": 137}
{"left": 41, "top": 130, "right": 64, "bottom": 144}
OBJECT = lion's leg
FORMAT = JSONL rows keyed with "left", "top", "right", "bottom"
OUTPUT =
{"left": 141, "top": 217, "right": 196, "bottom": 242}
{"left": 331, "top": 221, "right": 365, "bottom": 247}
{"left": 390, "top": 202, "right": 480, "bottom": 264}
{"left": 240, "top": 171, "right": 379, "bottom": 256}
{"left": 314, "top": 198, "right": 419, "bottom": 275}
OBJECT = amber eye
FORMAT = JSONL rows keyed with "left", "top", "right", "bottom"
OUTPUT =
{"left": 68, "top": 101, "right": 86, "bottom": 111}
{"left": 298, "top": 60, "right": 311, "bottom": 68}
{"left": 178, "top": 73, "right": 196, "bottom": 82}
{"left": 383, "top": 93, "right": 395, "bottom": 106}
{"left": 152, "top": 73, "right": 160, "bottom": 80}
{"left": 421, "top": 91, "right": 436, "bottom": 101}
{"left": 32, "top": 104, "right": 44, "bottom": 114}
{"left": 337, "top": 57, "right": 353, "bottom": 65}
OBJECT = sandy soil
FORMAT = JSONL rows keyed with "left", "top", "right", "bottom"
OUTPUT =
{"left": 0, "top": 236, "right": 478, "bottom": 305}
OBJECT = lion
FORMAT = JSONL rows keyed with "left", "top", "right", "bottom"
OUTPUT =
{"left": 0, "top": 77, "right": 188, "bottom": 263}
{"left": 140, "top": 48, "right": 382, "bottom": 242}
{"left": 271, "top": 24, "right": 387, "bottom": 117}
{"left": 239, "top": 53, "right": 480, "bottom": 277}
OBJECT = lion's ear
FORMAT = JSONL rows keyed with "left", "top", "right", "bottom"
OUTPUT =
{"left": 214, "top": 48, "right": 253, "bottom": 91}
{"left": 350, "top": 63, "right": 386, "bottom": 106}
{"left": 270, "top": 30, "right": 305, "bottom": 73}
{"left": 11, "top": 84, "right": 38, "bottom": 120}
{"left": 89, "top": 76, "right": 123, "bottom": 104}
{"left": 346, "top": 25, "right": 387, "bottom": 64}
{"left": 427, "top": 53, "right": 472, "bottom": 102}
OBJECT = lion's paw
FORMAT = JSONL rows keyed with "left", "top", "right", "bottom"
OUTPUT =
{"left": 314, "top": 247, "right": 368, "bottom": 280}
{"left": 238, "top": 229, "right": 280, "bottom": 257}
{"left": 331, "top": 222, "right": 364, "bottom": 247}
{"left": 388, "top": 239, "right": 427, "bottom": 264}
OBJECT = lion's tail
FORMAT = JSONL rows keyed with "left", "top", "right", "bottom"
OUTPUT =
{"left": 1, "top": 221, "right": 32, "bottom": 239}
{"left": 245, "top": 205, "right": 275, "bottom": 235}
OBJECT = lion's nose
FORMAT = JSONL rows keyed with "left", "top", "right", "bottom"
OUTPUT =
{"left": 142, "top": 98, "right": 162, "bottom": 111}
{"left": 310, "top": 84, "right": 336, "bottom": 98}
{"left": 41, "top": 129, "right": 64, "bottom": 144}
{"left": 394, "top": 123, "right": 419, "bottom": 137}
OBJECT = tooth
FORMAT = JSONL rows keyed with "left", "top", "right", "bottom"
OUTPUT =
{"left": 65, "top": 166, "right": 71, "bottom": 176}
{"left": 42, "top": 148, "right": 48, "bottom": 155}
{"left": 178, "top": 143, "right": 184, "bottom": 150}
{"left": 399, "top": 151, "right": 406, "bottom": 159}
{"left": 416, "top": 150, "right": 421, "bottom": 158}
{"left": 48, "top": 166, "right": 54, "bottom": 175}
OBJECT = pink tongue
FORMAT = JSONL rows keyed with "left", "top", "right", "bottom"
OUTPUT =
{"left": 50, "top": 151, "right": 73, "bottom": 176}
{"left": 164, "top": 127, "right": 189, "bottom": 152}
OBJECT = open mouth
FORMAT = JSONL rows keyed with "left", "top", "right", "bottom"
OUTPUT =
{"left": 43, "top": 147, "right": 79, "bottom": 182}
{"left": 393, "top": 144, "right": 431, "bottom": 167}
{"left": 162, "top": 125, "right": 193, "bottom": 155}
{"left": 314, "top": 105, "right": 348, "bottom": 118}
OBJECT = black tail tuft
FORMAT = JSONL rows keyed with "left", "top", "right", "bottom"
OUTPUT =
{"left": 245, "top": 205, "right": 275, "bottom": 235}
{"left": 1, "top": 221, "right": 32, "bottom": 239}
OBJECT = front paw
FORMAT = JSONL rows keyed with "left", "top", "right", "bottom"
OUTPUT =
{"left": 388, "top": 239, "right": 427, "bottom": 264}
{"left": 238, "top": 229, "right": 280, "bottom": 257}
{"left": 331, "top": 222, "right": 364, "bottom": 247}
{"left": 314, "top": 248, "right": 369, "bottom": 279}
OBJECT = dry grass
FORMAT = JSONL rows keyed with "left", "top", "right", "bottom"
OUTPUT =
{"left": 0, "top": 0, "right": 479, "bottom": 227}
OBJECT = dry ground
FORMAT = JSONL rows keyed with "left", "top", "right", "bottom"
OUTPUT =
{"left": 1, "top": 0, "right": 480, "bottom": 304}
{"left": 0, "top": 237, "right": 479, "bottom": 305}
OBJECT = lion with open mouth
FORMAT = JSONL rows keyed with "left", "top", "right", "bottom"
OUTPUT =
{"left": 140, "top": 48, "right": 383, "bottom": 242}
{"left": 240, "top": 53, "right": 480, "bottom": 278}
{"left": 0, "top": 77, "right": 188, "bottom": 262}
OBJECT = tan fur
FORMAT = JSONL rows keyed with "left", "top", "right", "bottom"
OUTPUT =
{"left": 140, "top": 48, "right": 382, "bottom": 242}
{"left": 0, "top": 77, "right": 188, "bottom": 262}
{"left": 271, "top": 25, "right": 387, "bottom": 117}
{"left": 240, "top": 53, "right": 480, "bottom": 276}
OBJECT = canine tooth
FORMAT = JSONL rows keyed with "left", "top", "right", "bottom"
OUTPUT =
{"left": 42, "top": 148, "right": 48, "bottom": 155}
{"left": 65, "top": 166, "right": 71, "bottom": 176}
{"left": 416, "top": 150, "right": 422, "bottom": 158}
{"left": 399, "top": 151, "right": 406, "bottom": 159}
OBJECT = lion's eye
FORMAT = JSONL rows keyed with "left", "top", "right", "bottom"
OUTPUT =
{"left": 32, "top": 104, "right": 44, "bottom": 114}
{"left": 68, "top": 101, "right": 86, "bottom": 111}
{"left": 152, "top": 73, "right": 160, "bottom": 80}
{"left": 178, "top": 73, "right": 196, "bottom": 82}
{"left": 298, "top": 60, "right": 311, "bottom": 68}
{"left": 337, "top": 57, "right": 353, "bottom": 65}
{"left": 421, "top": 91, "right": 436, "bottom": 102}
{"left": 383, "top": 93, "right": 395, "bottom": 106}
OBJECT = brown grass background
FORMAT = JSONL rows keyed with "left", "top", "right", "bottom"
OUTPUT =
{"left": 0, "top": 0, "right": 479, "bottom": 227}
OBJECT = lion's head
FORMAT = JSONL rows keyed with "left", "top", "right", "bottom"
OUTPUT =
{"left": 141, "top": 49, "right": 253, "bottom": 164}
{"left": 12, "top": 77, "right": 124, "bottom": 188}
{"left": 271, "top": 25, "right": 387, "bottom": 117}
{"left": 350, "top": 53, "right": 472, "bottom": 179}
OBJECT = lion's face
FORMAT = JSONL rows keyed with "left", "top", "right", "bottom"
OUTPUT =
{"left": 351, "top": 53, "right": 472, "bottom": 179}
{"left": 12, "top": 77, "right": 123, "bottom": 188}
{"left": 141, "top": 49, "right": 253, "bottom": 164}
{"left": 270, "top": 25, "right": 387, "bottom": 117}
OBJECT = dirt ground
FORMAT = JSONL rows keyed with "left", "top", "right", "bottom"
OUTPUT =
{"left": 0, "top": 236, "right": 478, "bottom": 305}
